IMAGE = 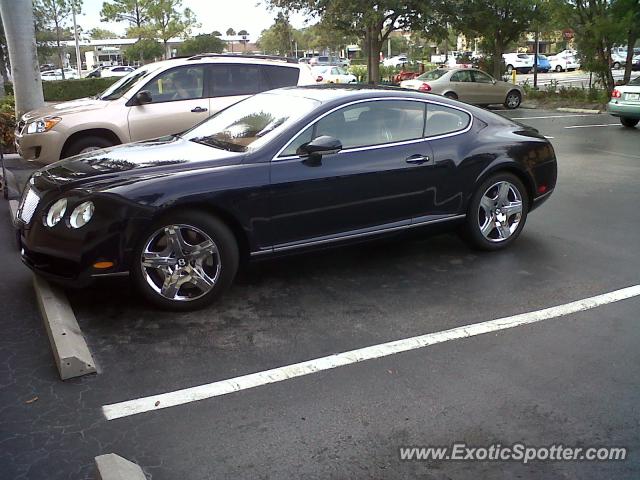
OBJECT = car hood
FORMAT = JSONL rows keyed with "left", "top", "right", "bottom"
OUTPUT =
{"left": 34, "top": 136, "right": 243, "bottom": 191}
{"left": 22, "top": 97, "right": 110, "bottom": 122}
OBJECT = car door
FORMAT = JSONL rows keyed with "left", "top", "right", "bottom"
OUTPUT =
{"left": 449, "top": 70, "right": 476, "bottom": 103}
{"left": 127, "top": 65, "right": 209, "bottom": 141}
{"left": 268, "top": 99, "right": 438, "bottom": 247}
{"left": 471, "top": 70, "right": 500, "bottom": 105}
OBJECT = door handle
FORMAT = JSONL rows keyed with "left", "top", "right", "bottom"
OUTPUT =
{"left": 405, "top": 154, "right": 430, "bottom": 164}
{"left": 191, "top": 106, "right": 208, "bottom": 113}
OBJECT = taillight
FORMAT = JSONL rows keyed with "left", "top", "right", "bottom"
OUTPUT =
{"left": 611, "top": 89, "right": 621, "bottom": 98}
{"left": 418, "top": 83, "right": 431, "bottom": 92}
{"left": 316, "top": 75, "right": 323, "bottom": 82}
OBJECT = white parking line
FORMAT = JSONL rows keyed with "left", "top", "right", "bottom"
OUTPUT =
{"left": 564, "top": 124, "right": 620, "bottom": 129}
{"left": 102, "top": 285, "right": 640, "bottom": 421}
{"left": 510, "top": 114, "right": 598, "bottom": 120}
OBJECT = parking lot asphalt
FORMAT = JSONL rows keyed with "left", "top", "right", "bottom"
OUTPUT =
{"left": 1, "top": 109, "right": 639, "bottom": 479}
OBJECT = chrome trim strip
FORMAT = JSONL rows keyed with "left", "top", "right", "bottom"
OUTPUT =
{"left": 272, "top": 96, "right": 474, "bottom": 162}
{"left": 90, "top": 271, "right": 130, "bottom": 278}
{"left": 533, "top": 189, "right": 553, "bottom": 202}
{"left": 249, "top": 214, "right": 466, "bottom": 256}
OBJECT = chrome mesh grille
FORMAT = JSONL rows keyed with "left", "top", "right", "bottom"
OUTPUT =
{"left": 18, "top": 186, "right": 40, "bottom": 224}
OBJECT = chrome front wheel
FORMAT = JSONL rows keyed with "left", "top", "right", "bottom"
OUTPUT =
{"left": 141, "top": 224, "right": 221, "bottom": 302}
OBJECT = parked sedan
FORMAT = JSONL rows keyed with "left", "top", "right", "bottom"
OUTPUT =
{"left": 312, "top": 66, "right": 357, "bottom": 84}
{"left": 400, "top": 68, "right": 524, "bottom": 109}
{"left": 100, "top": 65, "right": 136, "bottom": 78}
{"left": 16, "top": 86, "right": 556, "bottom": 310}
{"left": 40, "top": 68, "right": 79, "bottom": 81}
{"left": 608, "top": 76, "right": 640, "bottom": 127}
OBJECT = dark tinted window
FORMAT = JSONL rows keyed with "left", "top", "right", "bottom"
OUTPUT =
{"left": 425, "top": 104, "right": 470, "bottom": 137}
{"left": 208, "top": 64, "right": 265, "bottom": 97}
{"left": 263, "top": 65, "right": 300, "bottom": 89}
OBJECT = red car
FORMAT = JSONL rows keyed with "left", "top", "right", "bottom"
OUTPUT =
{"left": 393, "top": 70, "right": 419, "bottom": 84}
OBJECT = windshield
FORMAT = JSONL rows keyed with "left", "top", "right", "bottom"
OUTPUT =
{"left": 98, "top": 67, "right": 156, "bottom": 100}
{"left": 416, "top": 69, "right": 448, "bottom": 81}
{"left": 183, "top": 92, "right": 321, "bottom": 153}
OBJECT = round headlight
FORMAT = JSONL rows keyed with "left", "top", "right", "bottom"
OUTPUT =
{"left": 69, "top": 201, "right": 94, "bottom": 229}
{"left": 45, "top": 198, "right": 67, "bottom": 227}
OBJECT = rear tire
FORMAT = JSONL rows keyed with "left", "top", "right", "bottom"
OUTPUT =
{"left": 506, "top": 64, "right": 514, "bottom": 74}
{"left": 64, "top": 135, "right": 115, "bottom": 158}
{"left": 555, "top": 65, "right": 563, "bottom": 72}
{"left": 462, "top": 172, "right": 529, "bottom": 251}
{"left": 131, "top": 211, "right": 239, "bottom": 311}
{"left": 504, "top": 90, "right": 522, "bottom": 109}
{"left": 620, "top": 117, "right": 639, "bottom": 128}
{"left": 612, "top": 62, "right": 621, "bottom": 69}
{"left": 444, "top": 92, "right": 458, "bottom": 100}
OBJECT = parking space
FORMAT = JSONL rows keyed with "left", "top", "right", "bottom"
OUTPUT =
{"left": 1, "top": 109, "right": 639, "bottom": 478}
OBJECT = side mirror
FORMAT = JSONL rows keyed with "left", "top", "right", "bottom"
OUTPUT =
{"left": 298, "top": 135, "right": 342, "bottom": 157}
{"left": 135, "top": 90, "right": 152, "bottom": 105}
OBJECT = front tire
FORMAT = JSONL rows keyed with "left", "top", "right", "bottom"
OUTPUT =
{"left": 504, "top": 90, "right": 522, "bottom": 109}
{"left": 131, "top": 211, "right": 239, "bottom": 310}
{"left": 620, "top": 117, "right": 639, "bottom": 128}
{"left": 462, "top": 173, "right": 529, "bottom": 251}
{"left": 64, "top": 135, "right": 115, "bottom": 158}
{"left": 555, "top": 65, "right": 563, "bottom": 72}
{"left": 612, "top": 62, "right": 621, "bottom": 69}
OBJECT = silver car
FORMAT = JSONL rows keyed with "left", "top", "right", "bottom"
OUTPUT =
{"left": 400, "top": 68, "right": 524, "bottom": 109}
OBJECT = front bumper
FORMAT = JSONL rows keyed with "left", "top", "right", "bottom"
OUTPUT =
{"left": 607, "top": 100, "right": 640, "bottom": 119}
{"left": 15, "top": 128, "right": 66, "bottom": 164}
{"left": 16, "top": 189, "right": 152, "bottom": 288}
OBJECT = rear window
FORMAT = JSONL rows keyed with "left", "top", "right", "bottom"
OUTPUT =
{"left": 416, "top": 69, "right": 448, "bottom": 81}
{"left": 629, "top": 76, "right": 640, "bottom": 86}
{"left": 262, "top": 65, "right": 300, "bottom": 89}
{"left": 425, "top": 104, "right": 471, "bottom": 137}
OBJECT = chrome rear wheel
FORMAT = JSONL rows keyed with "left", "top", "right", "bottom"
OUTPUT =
{"left": 478, "top": 181, "right": 524, "bottom": 243}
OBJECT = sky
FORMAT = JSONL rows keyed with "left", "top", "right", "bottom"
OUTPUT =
{"left": 76, "top": 0, "right": 317, "bottom": 40}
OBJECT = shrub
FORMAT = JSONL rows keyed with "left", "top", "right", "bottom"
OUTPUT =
{"left": 0, "top": 95, "right": 16, "bottom": 152}
{"left": 4, "top": 77, "right": 120, "bottom": 102}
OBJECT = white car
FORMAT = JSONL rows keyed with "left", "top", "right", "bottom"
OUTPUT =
{"left": 312, "top": 66, "right": 357, "bottom": 84}
{"left": 40, "top": 68, "right": 79, "bottom": 81}
{"left": 502, "top": 53, "right": 534, "bottom": 74}
{"left": 548, "top": 52, "right": 580, "bottom": 72}
{"left": 100, "top": 66, "right": 136, "bottom": 78}
{"left": 382, "top": 55, "right": 409, "bottom": 67}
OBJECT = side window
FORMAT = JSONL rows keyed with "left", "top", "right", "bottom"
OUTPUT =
{"left": 263, "top": 65, "right": 300, "bottom": 89}
{"left": 472, "top": 71, "right": 494, "bottom": 83}
{"left": 208, "top": 64, "right": 266, "bottom": 97}
{"left": 425, "top": 104, "right": 471, "bottom": 137}
{"left": 143, "top": 66, "right": 204, "bottom": 103}
{"left": 451, "top": 70, "right": 473, "bottom": 82}
{"left": 280, "top": 100, "right": 426, "bottom": 156}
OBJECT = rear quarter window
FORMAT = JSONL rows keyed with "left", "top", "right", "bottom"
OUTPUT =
{"left": 263, "top": 65, "right": 300, "bottom": 88}
{"left": 425, "top": 104, "right": 471, "bottom": 137}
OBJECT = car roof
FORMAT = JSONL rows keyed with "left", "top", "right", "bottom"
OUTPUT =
{"left": 153, "top": 55, "right": 302, "bottom": 69}
{"left": 268, "top": 84, "right": 455, "bottom": 104}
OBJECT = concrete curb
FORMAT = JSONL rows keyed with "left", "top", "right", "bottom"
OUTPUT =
{"left": 33, "top": 275, "right": 97, "bottom": 380}
{"left": 9, "top": 200, "right": 19, "bottom": 227}
{"left": 557, "top": 107, "right": 601, "bottom": 114}
{"left": 95, "top": 454, "right": 146, "bottom": 480}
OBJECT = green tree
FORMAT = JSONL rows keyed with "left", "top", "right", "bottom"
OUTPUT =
{"left": 268, "top": 0, "right": 441, "bottom": 83}
{"left": 101, "top": 0, "right": 149, "bottom": 36}
{"left": 123, "top": 37, "right": 163, "bottom": 62}
{"left": 142, "top": 0, "right": 199, "bottom": 59}
{"left": 561, "top": 0, "right": 623, "bottom": 91}
{"left": 226, "top": 27, "right": 236, "bottom": 36}
{"left": 212, "top": 30, "right": 222, "bottom": 36}
{"left": 445, "top": 0, "right": 546, "bottom": 77}
{"left": 34, "top": 0, "right": 83, "bottom": 78}
{"left": 88, "top": 27, "right": 118, "bottom": 39}
{"left": 179, "top": 33, "right": 225, "bottom": 56}
{"left": 257, "top": 13, "right": 294, "bottom": 55}
{"left": 612, "top": 0, "right": 640, "bottom": 83}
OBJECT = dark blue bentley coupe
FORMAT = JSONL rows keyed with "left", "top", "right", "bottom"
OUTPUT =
{"left": 16, "top": 86, "right": 557, "bottom": 309}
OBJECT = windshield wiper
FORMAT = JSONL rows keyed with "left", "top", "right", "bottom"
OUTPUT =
{"left": 190, "top": 136, "right": 247, "bottom": 153}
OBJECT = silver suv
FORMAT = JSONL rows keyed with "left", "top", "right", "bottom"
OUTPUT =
{"left": 16, "top": 55, "right": 315, "bottom": 164}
